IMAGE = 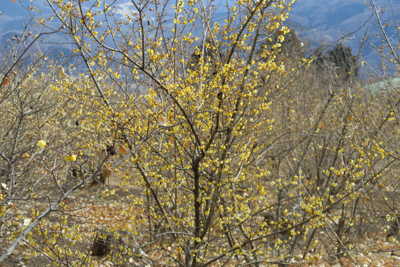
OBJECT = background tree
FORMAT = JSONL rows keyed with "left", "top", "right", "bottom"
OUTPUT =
{"left": 313, "top": 42, "right": 359, "bottom": 82}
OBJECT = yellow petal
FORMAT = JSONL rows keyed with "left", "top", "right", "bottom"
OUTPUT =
{"left": 37, "top": 140, "right": 46, "bottom": 148}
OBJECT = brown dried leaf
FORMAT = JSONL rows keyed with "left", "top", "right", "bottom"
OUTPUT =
{"left": 157, "top": 116, "right": 167, "bottom": 127}
{"left": 119, "top": 145, "right": 127, "bottom": 153}
{"left": 102, "top": 166, "right": 112, "bottom": 178}
{"left": 2, "top": 77, "right": 10, "bottom": 86}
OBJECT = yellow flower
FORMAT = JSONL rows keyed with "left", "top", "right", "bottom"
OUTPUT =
{"left": 66, "top": 155, "right": 77, "bottom": 162}
{"left": 37, "top": 140, "right": 46, "bottom": 148}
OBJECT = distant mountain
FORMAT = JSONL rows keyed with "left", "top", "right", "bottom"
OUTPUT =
{"left": 289, "top": 0, "right": 400, "bottom": 69}
{"left": 1, "top": 0, "right": 399, "bottom": 73}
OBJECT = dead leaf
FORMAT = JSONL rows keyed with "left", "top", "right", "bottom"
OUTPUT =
{"left": 102, "top": 166, "right": 112, "bottom": 178}
{"left": 318, "top": 121, "right": 325, "bottom": 129}
{"left": 157, "top": 116, "right": 167, "bottom": 127}
{"left": 22, "top": 218, "right": 31, "bottom": 230}
{"left": 170, "top": 135, "right": 175, "bottom": 144}
{"left": 119, "top": 145, "right": 127, "bottom": 153}
{"left": 12, "top": 0, "right": 17, "bottom": 3}
{"left": 1, "top": 183, "right": 8, "bottom": 190}
{"left": 347, "top": 116, "right": 352, "bottom": 122}
{"left": 100, "top": 149, "right": 106, "bottom": 158}
{"left": 277, "top": 30, "right": 284, "bottom": 35}
{"left": 2, "top": 77, "right": 10, "bottom": 86}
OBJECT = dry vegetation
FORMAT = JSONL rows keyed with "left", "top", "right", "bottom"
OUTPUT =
{"left": 1, "top": 0, "right": 400, "bottom": 266}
